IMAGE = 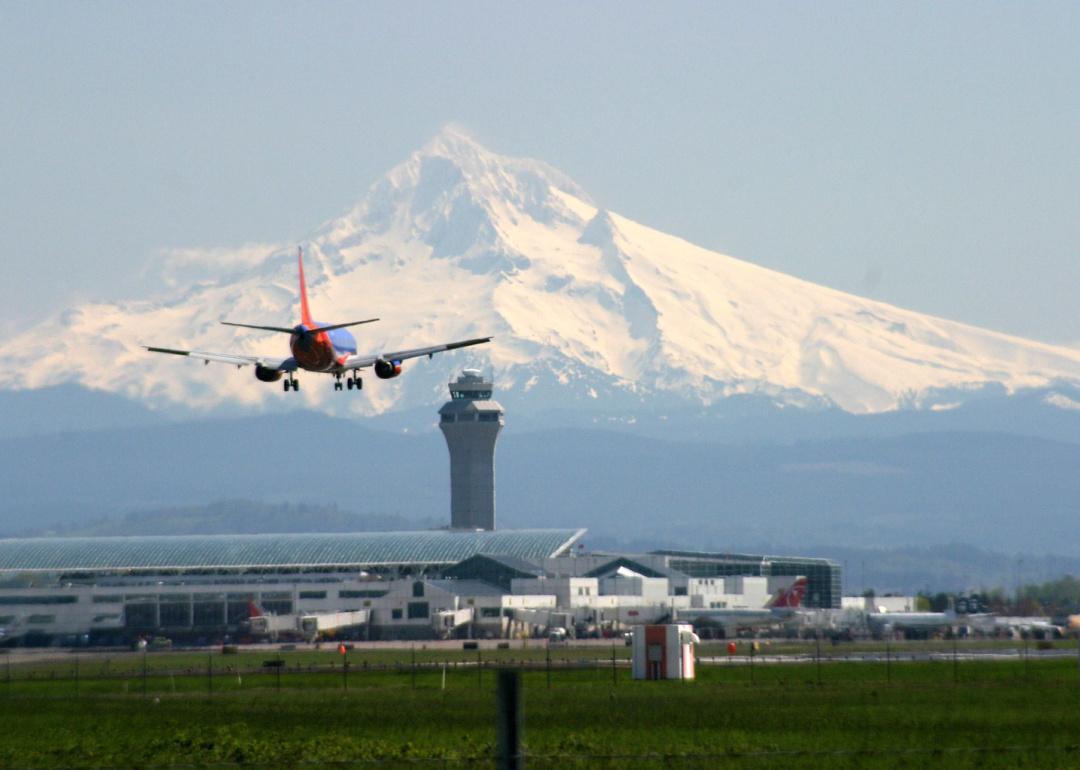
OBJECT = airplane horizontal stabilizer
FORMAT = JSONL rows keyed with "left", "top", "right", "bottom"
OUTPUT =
{"left": 306, "top": 319, "right": 380, "bottom": 334}
{"left": 220, "top": 322, "right": 298, "bottom": 334}
{"left": 221, "top": 319, "right": 379, "bottom": 334}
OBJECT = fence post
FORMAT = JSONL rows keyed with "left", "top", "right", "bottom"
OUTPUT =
{"left": 142, "top": 648, "right": 148, "bottom": 699}
{"left": 545, "top": 643, "right": 551, "bottom": 689}
{"left": 952, "top": 634, "right": 959, "bottom": 685}
{"left": 496, "top": 669, "right": 523, "bottom": 770}
{"left": 207, "top": 653, "right": 213, "bottom": 695}
{"left": 412, "top": 644, "right": 417, "bottom": 690}
{"left": 885, "top": 638, "right": 891, "bottom": 684}
{"left": 815, "top": 633, "right": 821, "bottom": 686}
{"left": 611, "top": 642, "right": 617, "bottom": 685}
{"left": 477, "top": 648, "right": 483, "bottom": 689}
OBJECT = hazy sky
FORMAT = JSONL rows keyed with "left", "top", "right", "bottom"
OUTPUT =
{"left": 2, "top": 2, "right": 1078, "bottom": 343}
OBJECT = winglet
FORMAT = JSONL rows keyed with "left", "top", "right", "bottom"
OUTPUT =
{"left": 297, "top": 246, "right": 313, "bottom": 326}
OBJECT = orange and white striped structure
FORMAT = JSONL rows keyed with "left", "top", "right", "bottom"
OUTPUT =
{"left": 631, "top": 623, "right": 699, "bottom": 680}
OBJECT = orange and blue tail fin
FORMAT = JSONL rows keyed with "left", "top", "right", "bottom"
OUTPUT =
{"left": 298, "top": 246, "right": 314, "bottom": 326}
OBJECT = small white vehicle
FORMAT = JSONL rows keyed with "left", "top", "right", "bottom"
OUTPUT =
{"left": 548, "top": 627, "right": 568, "bottom": 643}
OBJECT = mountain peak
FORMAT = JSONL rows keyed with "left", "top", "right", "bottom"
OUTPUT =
{"left": 3, "top": 133, "right": 1080, "bottom": 417}
{"left": 339, "top": 128, "right": 597, "bottom": 271}
{"left": 420, "top": 124, "right": 489, "bottom": 161}
{"left": 398, "top": 127, "right": 594, "bottom": 209}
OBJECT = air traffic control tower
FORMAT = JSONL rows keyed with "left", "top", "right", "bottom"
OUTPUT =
{"left": 438, "top": 369, "right": 504, "bottom": 530}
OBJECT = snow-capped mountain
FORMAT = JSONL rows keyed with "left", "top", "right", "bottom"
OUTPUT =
{"left": 4, "top": 126, "right": 1080, "bottom": 417}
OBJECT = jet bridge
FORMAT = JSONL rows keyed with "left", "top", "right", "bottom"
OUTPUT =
{"left": 247, "top": 610, "right": 369, "bottom": 641}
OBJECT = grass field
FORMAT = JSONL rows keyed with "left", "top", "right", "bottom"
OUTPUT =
{"left": 2, "top": 644, "right": 1080, "bottom": 768}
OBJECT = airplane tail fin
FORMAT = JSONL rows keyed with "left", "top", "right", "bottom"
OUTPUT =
{"left": 297, "top": 246, "right": 314, "bottom": 325}
{"left": 218, "top": 248, "right": 377, "bottom": 335}
{"left": 248, "top": 601, "right": 264, "bottom": 618}
{"left": 769, "top": 577, "right": 808, "bottom": 609}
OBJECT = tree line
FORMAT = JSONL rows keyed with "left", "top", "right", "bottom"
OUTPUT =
{"left": 914, "top": 575, "right": 1080, "bottom": 617}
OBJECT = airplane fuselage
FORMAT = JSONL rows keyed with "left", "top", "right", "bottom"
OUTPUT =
{"left": 289, "top": 323, "right": 358, "bottom": 372}
{"left": 868, "top": 611, "right": 953, "bottom": 631}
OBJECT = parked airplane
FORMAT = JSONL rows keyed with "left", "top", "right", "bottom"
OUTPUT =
{"left": 678, "top": 577, "right": 808, "bottom": 636}
{"left": 973, "top": 615, "right": 1064, "bottom": 639}
{"left": 867, "top": 609, "right": 957, "bottom": 637}
{"left": 147, "top": 248, "right": 492, "bottom": 392}
{"left": 0, "top": 614, "right": 25, "bottom": 645}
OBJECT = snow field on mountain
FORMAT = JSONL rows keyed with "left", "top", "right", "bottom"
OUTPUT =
{"left": 2, "top": 126, "right": 1079, "bottom": 417}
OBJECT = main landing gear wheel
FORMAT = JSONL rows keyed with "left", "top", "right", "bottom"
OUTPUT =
{"left": 346, "top": 376, "right": 363, "bottom": 391}
{"left": 283, "top": 377, "right": 300, "bottom": 392}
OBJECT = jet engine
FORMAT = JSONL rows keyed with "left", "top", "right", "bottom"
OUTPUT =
{"left": 254, "top": 365, "right": 284, "bottom": 383}
{"left": 374, "top": 359, "right": 403, "bottom": 379}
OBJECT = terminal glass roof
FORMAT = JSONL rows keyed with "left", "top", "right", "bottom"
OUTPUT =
{"left": 0, "top": 529, "right": 586, "bottom": 573}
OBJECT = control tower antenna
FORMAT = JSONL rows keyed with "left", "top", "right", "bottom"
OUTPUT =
{"left": 438, "top": 369, "right": 504, "bottom": 530}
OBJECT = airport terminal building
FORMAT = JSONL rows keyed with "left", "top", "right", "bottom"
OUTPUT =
{"left": 0, "top": 530, "right": 840, "bottom": 644}
{"left": 0, "top": 372, "right": 841, "bottom": 645}
{"left": 0, "top": 529, "right": 584, "bottom": 643}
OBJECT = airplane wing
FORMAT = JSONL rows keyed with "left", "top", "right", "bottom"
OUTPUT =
{"left": 341, "top": 336, "right": 492, "bottom": 370}
{"left": 145, "top": 346, "right": 297, "bottom": 371}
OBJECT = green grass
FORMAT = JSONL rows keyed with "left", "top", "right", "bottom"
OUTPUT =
{"left": 2, "top": 649, "right": 1080, "bottom": 768}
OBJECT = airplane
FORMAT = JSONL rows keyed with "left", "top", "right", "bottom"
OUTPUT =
{"left": 677, "top": 577, "right": 808, "bottom": 637}
{"left": 146, "top": 248, "right": 492, "bottom": 392}
{"left": 0, "top": 614, "right": 27, "bottom": 646}
{"left": 970, "top": 615, "right": 1064, "bottom": 639}
{"left": 866, "top": 608, "right": 958, "bottom": 638}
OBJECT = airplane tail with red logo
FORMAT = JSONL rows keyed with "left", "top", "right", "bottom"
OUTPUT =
{"left": 768, "top": 577, "right": 808, "bottom": 609}
{"left": 248, "top": 601, "right": 264, "bottom": 618}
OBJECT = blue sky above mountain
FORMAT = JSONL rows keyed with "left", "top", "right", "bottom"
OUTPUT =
{"left": 2, "top": 4, "right": 1078, "bottom": 344}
